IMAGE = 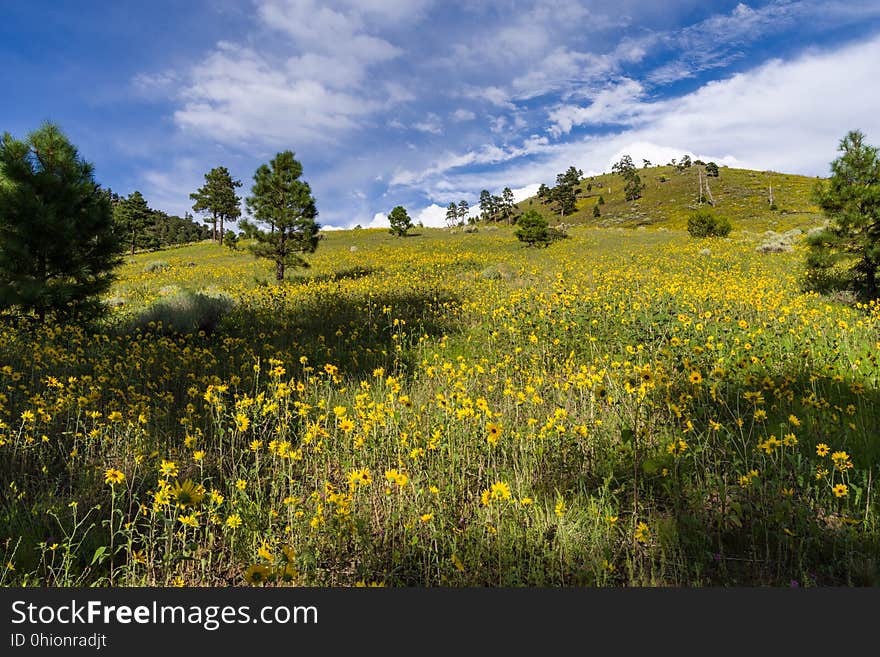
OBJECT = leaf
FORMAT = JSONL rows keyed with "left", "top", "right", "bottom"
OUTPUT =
{"left": 621, "top": 428, "right": 634, "bottom": 444}
{"left": 90, "top": 546, "right": 107, "bottom": 566}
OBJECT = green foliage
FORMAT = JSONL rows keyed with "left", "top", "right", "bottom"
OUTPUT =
{"left": 222, "top": 231, "right": 239, "bottom": 250}
{"left": 613, "top": 154, "right": 644, "bottom": 201}
{"left": 624, "top": 173, "right": 644, "bottom": 201}
{"left": 514, "top": 209, "right": 550, "bottom": 247}
{"left": 446, "top": 202, "right": 459, "bottom": 228}
{"left": 241, "top": 151, "right": 320, "bottom": 281}
{"left": 143, "top": 260, "right": 170, "bottom": 273}
{"left": 388, "top": 205, "right": 413, "bottom": 237}
{"left": 593, "top": 204, "right": 601, "bottom": 218}
{"left": 114, "top": 191, "right": 152, "bottom": 256}
{"left": 687, "top": 209, "right": 731, "bottom": 238}
{"left": 190, "top": 166, "right": 242, "bottom": 244}
{"left": 705, "top": 161, "right": 719, "bottom": 177}
{"left": 0, "top": 123, "right": 123, "bottom": 322}
{"left": 113, "top": 193, "right": 208, "bottom": 253}
{"left": 804, "top": 130, "right": 880, "bottom": 299}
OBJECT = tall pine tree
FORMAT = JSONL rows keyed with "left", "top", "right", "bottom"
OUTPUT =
{"left": 241, "top": 151, "right": 319, "bottom": 281}
{"left": 190, "top": 166, "right": 242, "bottom": 244}
{"left": 0, "top": 123, "right": 123, "bottom": 321}
{"left": 114, "top": 190, "right": 151, "bottom": 256}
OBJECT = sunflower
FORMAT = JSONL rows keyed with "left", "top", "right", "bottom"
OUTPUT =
{"left": 171, "top": 479, "right": 205, "bottom": 508}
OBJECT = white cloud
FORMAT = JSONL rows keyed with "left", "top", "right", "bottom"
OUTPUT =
{"left": 452, "top": 109, "right": 476, "bottom": 122}
{"left": 368, "top": 211, "right": 388, "bottom": 228}
{"left": 413, "top": 203, "right": 448, "bottom": 227}
{"left": 547, "top": 78, "right": 645, "bottom": 137}
{"left": 168, "top": 0, "right": 416, "bottom": 146}
{"left": 174, "top": 43, "right": 380, "bottom": 145}
{"left": 413, "top": 113, "right": 443, "bottom": 134}
{"left": 511, "top": 183, "right": 540, "bottom": 203}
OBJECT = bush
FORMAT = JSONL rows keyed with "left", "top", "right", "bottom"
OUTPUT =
{"left": 130, "top": 289, "right": 233, "bottom": 335}
{"left": 143, "top": 260, "right": 170, "bottom": 273}
{"left": 514, "top": 210, "right": 550, "bottom": 247}
{"left": 687, "top": 209, "right": 731, "bottom": 238}
{"left": 222, "top": 231, "right": 239, "bottom": 250}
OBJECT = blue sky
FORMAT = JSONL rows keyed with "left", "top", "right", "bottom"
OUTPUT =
{"left": 3, "top": 1, "right": 880, "bottom": 229}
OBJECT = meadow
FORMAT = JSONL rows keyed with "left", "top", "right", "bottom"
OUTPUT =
{"left": 1, "top": 216, "right": 878, "bottom": 587}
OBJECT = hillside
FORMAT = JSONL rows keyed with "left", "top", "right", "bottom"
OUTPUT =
{"left": 514, "top": 164, "right": 825, "bottom": 233}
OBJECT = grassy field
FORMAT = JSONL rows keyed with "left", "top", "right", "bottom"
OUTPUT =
{"left": 518, "top": 164, "right": 824, "bottom": 232}
{"left": 1, "top": 215, "right": 878, "bottom": 587}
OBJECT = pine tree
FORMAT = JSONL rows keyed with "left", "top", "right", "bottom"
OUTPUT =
{"left": 457, "top": 199, "right": 470, "bottom": 225}
{"left": 501, "top": 187, "right": 515, "bottom": 224}
{"left": 479, "top": 189, "right": 493, "bottom": 220}
{"left": 514, "top": 209, "right": 549, "bottom": 247}
{"left": 0, "top": 123, "right": 123, "bottom": 321}
{"left": 805, "top": 130, "right": 880, "bottom": 299}
{"left": 240, "top": 151, "right": 319, "bottom": 282}
{"left": 388, "top": 205, "right": 412, "bottom": 237}
{"left": 190, "top": 166, "right": 242, "bottom": 243}
{"left": 114, "top": 191, "right": 151, "bottom": 255}
{"left": 446, "top": 202, "right": 459, "bottom": 228}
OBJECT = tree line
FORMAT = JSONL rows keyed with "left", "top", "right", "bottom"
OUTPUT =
{"left": 111, "top": 190, "right": 212, "bottom": 255}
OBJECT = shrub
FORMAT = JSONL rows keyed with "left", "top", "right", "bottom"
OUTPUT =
{"left": 514, "top": 210, "right": 550, "bottom": 247}
{"left": 687, "top": 209, "right": 731, "bottom": 238}
{"left": 130, "top": 289, "right": 233, "bottom": 335}
{"left": 143, "top": 260, "right": 170, "bottom": 273}
{"left": 222, "top": 231, "right": 239, "bottom": 250}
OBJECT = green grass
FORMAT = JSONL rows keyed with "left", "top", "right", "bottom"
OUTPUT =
{"left": 516, "top": 165, "right": 824, "bottom": 233}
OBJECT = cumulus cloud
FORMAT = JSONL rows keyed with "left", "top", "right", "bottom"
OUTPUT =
{"left": 547, "top": 78, "right": 646, "bottom": 137}
{"left": 169, "top": 0, "right": 420, "bottom": 146}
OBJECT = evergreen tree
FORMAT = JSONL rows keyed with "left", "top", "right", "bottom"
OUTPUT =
{"left": 612, "top": 154, "right": 644, "bottom": 201}
{"left": 457, "top": 199, "right": 470, "bottom": 225}
{"left": 479, "top": 189, "right": 493, "bottom": 220}
{"left": 114, "top": 191, "right": 151, "bottom": 255}
{"left": 624, "top": 173, "right": 644, "bottom": 201}
{"left": 537, "top": 183, "right": 550, "bottom": 204}
{"left": 805, "top": 130, "right": 880, "bottom": 299}
{"left": 241, "top": 151, "right": 320, "bottom": 282}
{"left": 551, "top": 183, "right": 577, "bottom": 217}
{"left": 0, "top": 123, "right": 123, "bottom": 321}
{"left": 387, "top": 205, "right": 412, "bottom": 237}
{"left": 501, "top": 187, "right": 515, "bottom": 224}
{"left": 190, "top": 166, "right": 242, "bottom": 243}
{"left": 514, "top": 209, "right": 550, "bottom": 247}
{"left": 446, "top": 202, "right": 459, "bottom": 228}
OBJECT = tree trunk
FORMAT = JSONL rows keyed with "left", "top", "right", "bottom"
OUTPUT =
{"left": 866, "top": 262, "right": 877, "bottom": 299}
{"left": 212, "top": 214, "right": 217, "bottom": 242}
{"left": 131, "top": 230, "right": 136, "bottom": 256}
{"left": 276, "top": 260, "right": 284, "bottom": 281}
{"left": 219, "top": 215, "right": 225, "bottom": 244}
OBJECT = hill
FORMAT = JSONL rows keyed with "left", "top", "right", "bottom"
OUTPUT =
{"left": 513, "top": 164, "right": 825, "bottom": 233}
